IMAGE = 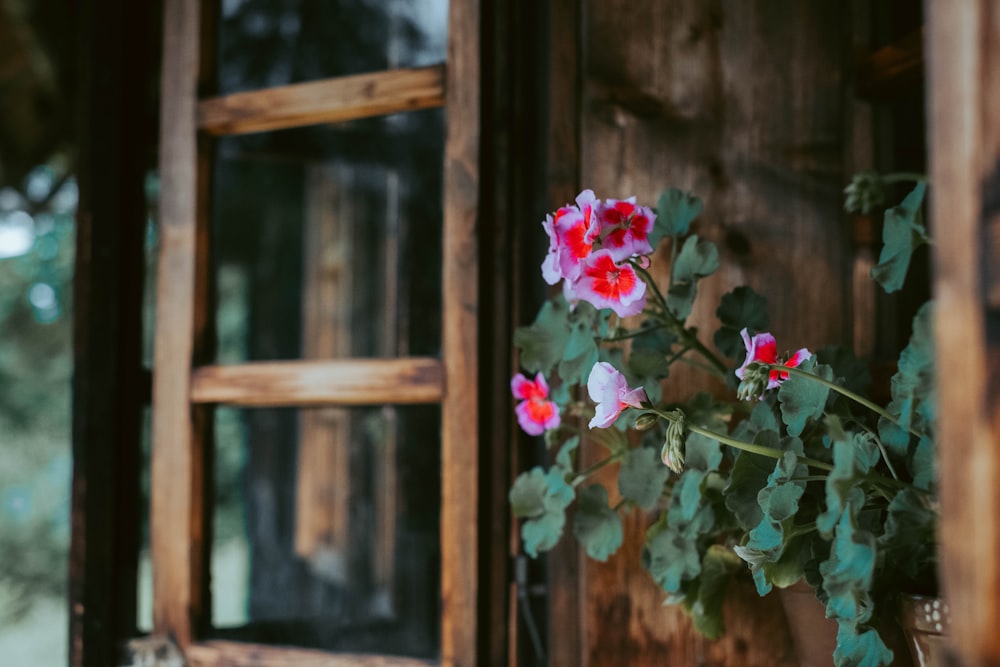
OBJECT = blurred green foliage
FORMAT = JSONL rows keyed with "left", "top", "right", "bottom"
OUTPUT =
{"left": 0, "top": 164, "right": 76, "bottom": 621}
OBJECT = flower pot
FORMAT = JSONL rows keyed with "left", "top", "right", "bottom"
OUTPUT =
{"left": 777, "top": 581, "right": 838, "bottom": 667}
{"left": 898, "top": 595, "right": 952, "bottom": 667}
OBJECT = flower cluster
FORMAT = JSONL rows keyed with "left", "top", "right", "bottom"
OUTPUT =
{"left": 541, "top": 189, "right": 654, "bottom": 318}
{"left": 508, "top": 180, "right": 937, "bottom": 667}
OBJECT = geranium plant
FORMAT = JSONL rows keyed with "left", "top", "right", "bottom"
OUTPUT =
{"left": 508, "top": 178, "right": 935, "bottom": 666}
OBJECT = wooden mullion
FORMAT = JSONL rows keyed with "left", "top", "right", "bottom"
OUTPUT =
{"left": 189, "top": 358, "right": 444, "bottom": 406}
{"left": 198, "top": 66, "right": 446, "bottom": 136}
{"left": 151, "top": 0, "right": 213, "bottom": 648}
{"left": 441, "top": 0, "right": 480, "bottom": 665}
{"left": 927, "top": 2, "right": 1000, "bottom": 664}
{"left": 185, "top": 640, "right": 436, "bottom": 667}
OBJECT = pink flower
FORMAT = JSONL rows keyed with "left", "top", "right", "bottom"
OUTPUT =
{"left": 735, "top": 328, "right": 811, "bottom": 390}
{"left": 511, "top": 372, "right": 561, "bottom": 436}
{"left": 587, "top": 362, "right": 648, "bottom": 429}
{"left": 576, "top": 250, "right": 647, "bottom": 317}
{"left": 541, "top": 190, "right": 601, "bottom": 285}
{"left": 597, "top": 197, "right": 655, "bottom": 261}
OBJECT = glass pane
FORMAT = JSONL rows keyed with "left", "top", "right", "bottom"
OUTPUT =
{"left": 211, "top": 111, "right": 444, "bottom": 362}
{"left": 217, "top": 0, "right": 449, "bottom": 94}
{"left": 210, "top": 405, "right": 441, "bottom": 658}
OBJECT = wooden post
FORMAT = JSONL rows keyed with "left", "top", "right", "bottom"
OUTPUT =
{"left": 441, "top": 0, "right": 480, "bottom": 663}
{"left": 151, "top": 0, "right": 215, "bottom": 648}
{"left": 70, "top": 0, "right": 152, "bottom": 663}
{"left": 927, "top": 2, "right": 1000, "bottom": 664}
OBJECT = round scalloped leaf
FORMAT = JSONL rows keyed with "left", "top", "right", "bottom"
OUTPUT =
{"left": 714, "top": 286, "right": 770, "bottom": 360}
{"left": 652, "top": 188, "right": 703, "bottom": 245}
{"left": 572, "top": 484, "right": 624, "bottom": 562}
{"left": 618, "top": 446, "right": 672, "bottom": 510}
{"left": 777, "top": 357, "right": 833, "bottom": 437}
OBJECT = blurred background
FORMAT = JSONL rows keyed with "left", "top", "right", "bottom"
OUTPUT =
{"left": 1, "top": 0, "right": 447, "bottom": 662}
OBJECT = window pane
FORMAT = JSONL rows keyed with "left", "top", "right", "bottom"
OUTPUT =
{"left": 211, "top": 110, "right": 444, "bottom": 363}
{"left": 210, "top": 404, "right": 441, "bottom": 658}
{"left": 217, "top": 0, "right": 449, "bottom": 95}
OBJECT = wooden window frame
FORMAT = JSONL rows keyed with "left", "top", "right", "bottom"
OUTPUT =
{"left": 150, "top": 1, "right": 480, "bottom": 665}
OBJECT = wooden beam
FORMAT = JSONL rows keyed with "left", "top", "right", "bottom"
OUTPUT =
{"left": 441, "top": 0, "right": 480, "bottom": 665}
{"left": 855, "top": 28, "right": 924, "bottom": 102}
{"left": 198, "top": 65, "right": 446, "bottom": 136}
{"left": 189, "top": 358, "right": 444, "bottom": 406}
{"left": 151, "top": 0, "right": 211, "bottom": 648}
{"left": 69, "top": 0, "right": 152, "bottom": 663}
{"left": 185, "top": 641, "right": 435, "bottom": 667}
{"left": 927, "top": 1, "right": 1000, "bottom": 664}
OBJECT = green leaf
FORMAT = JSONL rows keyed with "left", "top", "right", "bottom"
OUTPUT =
{"left": 573, "top": 484, "right": 624, "bottom": 562}
{"left": 627, "top": 324, "right": 677, "bottom": 379}
{"left": 555, "top": 435, "right": 580, "bottom": 470}
{"left": 522, "top": 512, "right": 567, "bottom": 559}
{"left": 878, "top": 302, "right": 935, "bottom": 459}
{"left": 667, "top": 235, "right": 720, "bottom": 320}
{"left": 618, "top": 446, "right": 671, "bottom": 510}
{"left": 643, "top": 523, "right": 702, "bottom": 593}
{"left": 724, "top": 431, "right": 780, "bottom": 530}
{"left": 833, "top": 621, "right": 893, "bottom": 667}
{"left": 879, "top": 488, "right": 936, "bottom": 581}
{"left": 559, "top": 339, "right": 600, "bottom": 389}
{"left": 690, "top": 545, "right": 740, "bottom": 639}
{"left": 510, "top": 467, "right": 576, "bottom": 557}
{"left": 820, "top": 512, "right": 876, "bottom": 624}
{"left": 513, "top": 296, "right": 572, "bottom": 376}
{"left": 871, "top": 181, "right": 927, "bottom": 293}
{"left": 777, "top": 356, "right": 833, "bottom": 437}
{"left": 652, "top": 188, "right": 703, "bottom": 245}
{"left": 911, "top": 435, "right": 935, "bottom": 491}
{"left": 670, "top": 469, "right": 708, "bottom": 524}
{"left": 816, "top": 345, "right": 871, "bottom": 397}
{"left": 816, "top": 424, "right": 878, "bottom": 536}
{"left": 509, "top": 467, "right": 549, "bottom": 518}
{"left": 714, "top": 286, "right": 770, "bottom": 360}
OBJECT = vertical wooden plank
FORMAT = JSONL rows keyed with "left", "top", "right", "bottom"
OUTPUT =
{"left": 151, "top": 0, "right": 211, "bottom": 648}
{"left": 578, "top": 1, "right": 848, "bottom": 664}
{"left": 543, "top": 0, "right": 584, "bottom": 665}
{"left": 927, "top": 2, "right": 1000, "bottom": 664}
{"left": 70, "top": 0, "right": 153, "bottom": 663}
{"left": 296, "top": 166, "right": 352, "bottom": 562}
{"left": 441, "top": 0, "right": 480, "bottom": 663}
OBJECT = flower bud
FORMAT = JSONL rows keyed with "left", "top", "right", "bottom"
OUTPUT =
{"left": 633, "top": 413, "right": 659, "bottom": 431}
{"left": 736, "top": 362, "right": 770, "bottom": 401}
{"left": 843, "top": 171, "right": 885, "bottom": 215}
{"left": 661, "top": 410, "right": 686, "bottom": 474}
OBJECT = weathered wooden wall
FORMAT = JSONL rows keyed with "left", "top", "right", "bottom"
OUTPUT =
{"left": 545, "top": 1, "right": 858, "bottom": 664}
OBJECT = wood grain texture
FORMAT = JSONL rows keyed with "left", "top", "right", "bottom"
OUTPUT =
{"left": 186, "top": 641, "right": 435, "bottom": 667}
{"left": 151, "top": 0, "right": 208, "bottom": 649}
{"left": 441, "top": 0, "right": 480, "bottom": 665}
{"left": 577, "top": 1, "right": 851, "bottom": 664}
{"left": 543, "top": 0, "right": 584, "bottom": 665}
{"left": 927, "top": 1, "right": 1000, "bottom": 664}
{"left": 198, "top": 66, "right": 445, "bottom": 136}
{"left": 189, "top": 358, "right": 444, "bottom": 406}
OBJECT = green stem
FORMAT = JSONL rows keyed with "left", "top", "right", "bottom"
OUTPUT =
{"left": 571, "top": 451, "right": 626, "bottom": 487}
{"left": 599, "top": 324, "right": 668, "bottom": 343}
{"left": 770, "top": 364, "right": 925, "bottom": 440}
{"left": 633, "top": 262, "right": 671, "bottom": 313}
{"left": 646, "top": 409, "right": 834, "bottom": 472}
{"left": 882, "top": 172, "right": 926, "bottom": 185}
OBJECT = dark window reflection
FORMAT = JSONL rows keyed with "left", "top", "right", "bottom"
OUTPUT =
{"left": 211, "top": 405, "right": 441, "bottom": 658}
{"left": 217, "top": 0, "right": 448, "bottom": 94}
{"left": 211, "top": 110, "right": 445, "bottom": 362}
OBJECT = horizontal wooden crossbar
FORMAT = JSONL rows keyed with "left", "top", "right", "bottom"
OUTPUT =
{"left": 186, "top": 640, "right": 437, "bottom": 666}
{"left": 189, "top": 358, "right": 443, "bottom": 406}
{"left": 198, "top": 65, "right": 446, "bottom": 135}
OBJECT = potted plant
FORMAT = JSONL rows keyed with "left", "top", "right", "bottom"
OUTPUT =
{"left": 508, "top": 178, "right": 943, "bottom": 666}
